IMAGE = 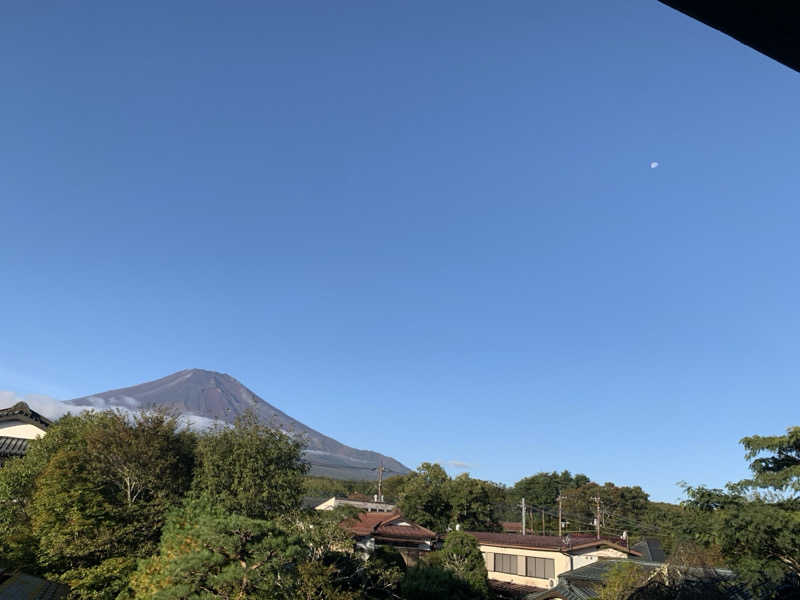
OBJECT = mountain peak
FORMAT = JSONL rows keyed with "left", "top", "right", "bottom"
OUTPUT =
{"left": 68, "top": 370, "right": 410, "bottom": 481}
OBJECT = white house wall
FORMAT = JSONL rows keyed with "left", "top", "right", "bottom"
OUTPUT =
{"left": 0, "top": 420, "right": 46, "bottom": 440}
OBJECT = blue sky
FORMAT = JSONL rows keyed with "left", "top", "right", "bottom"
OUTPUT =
{"left": 2, "top": 1, "right": 799, "bottom": 503}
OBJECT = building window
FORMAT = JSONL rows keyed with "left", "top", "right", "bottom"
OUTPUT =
{"left": 525, "top": 556, "right": 555, "bottom": 579}
{"left": 494, "top": 553, "right": 517, "bottom": 574}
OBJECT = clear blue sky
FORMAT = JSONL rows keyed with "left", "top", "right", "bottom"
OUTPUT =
{"left": 2, "top": 1, "right": 798, "bottom": 503}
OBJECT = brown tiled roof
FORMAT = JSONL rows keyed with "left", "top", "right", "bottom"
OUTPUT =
{"left": 0, "top": 402, "right": 52, "bottom": 429}
{"left": 343, "top": 512, "right": 436, "bottom": 542}
{"left": 467, "top": 532, "right": 639, "bottom": 556}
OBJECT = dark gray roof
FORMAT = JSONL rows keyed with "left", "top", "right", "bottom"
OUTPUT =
{"left": 0, "top": 436, "right": 29, "bottom": 458}
{"left": 631, "top": 538, "right": 666, "bottom": 562}
{"left": 301, "top": 496, "right": 329, "bottom": 509}
{"left": 527, "top": 580, "right": 598, "bottom": 600}
{"left": 0, "top": 402, "right": 52, "bottom": 429}
{"left": 559, "top": 560, "right": 626, "bottom": 582}
{"left": 489, "top": 579, "right": 544, "bottom": 599}
{"left": 0, "top": 569, "right": 69, "bottom": 599}
{"left": 529, "top": 559, "right": 753, "bottom": 600}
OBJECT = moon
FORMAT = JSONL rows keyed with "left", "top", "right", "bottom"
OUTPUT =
{"left": 650, "top": 161, "right": 659, "bottom": 169}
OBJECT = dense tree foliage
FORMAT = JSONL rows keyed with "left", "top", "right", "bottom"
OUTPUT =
{"left": 599, "top": 561, "right": 648, "bottom": 600}
{"left": 3, "top": 405, "right": 797, "bottom": 599}
{"left": 681, "top": 426, "right": 800, "bottom": 597}
{"left": 445, "top": 474, "right": 503, "bottom": 533}
{"left": 563, "top": 481, "right": 649, "bottom": 536}
{"left": 127, "top": 502, "right": 307, "bottom": 599}
{"left": 397, "top": 463, "right": 453, "bottom": 532}
{"left": 438, "top": 531, "right": 489, "bottom": 599}
{"left": 400, "top": 564, "right": 480, "bottom": 600}
{"left": 191, "top": 412, "right": 308, "bottom": 519}
{"left": 0, "top": 413, "right": 95, "bottom": 569}
{"left": 1, "top": 410, "right": 195, "bottom": 598}
{"left": 400, "top": 536, "right": 489, "bottom": 600}
{"left": 507, "top": 470, "right": 590, "bottom": 513}
{"left": 303, "top": 474, "right": 409, "bottom": 503}
{"left": 738, "top": 426, "right": 800, "bottom": 493}
{"left": 396, "top": 464, "right": 502, "bottom": 533}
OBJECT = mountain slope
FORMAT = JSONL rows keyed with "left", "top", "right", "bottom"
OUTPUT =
{"left": 68, "top": 369, "right": 410, "bottom": 481}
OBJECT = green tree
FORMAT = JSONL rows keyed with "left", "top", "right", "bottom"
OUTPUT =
{"left": 397, "top": 463, "right": 452, "bottom": 533}
{"left": 28, "top": 410, "right": 195, "bottom": 599}
{"left": 682, "top": 426, "right": 800, "bottom": 595}
{"left": 127, "top": 502, "right": 307, "bottom": 599}
{"left": 0, "top": 413, "right": 92, "bottom": 570}
{"left": 445, "top": 474, "right": 502, "bottom": 532}
{"left": 565, "top": 482, "right": 649, "bottom": 537}
{"left": 599, "top": 561, "right": 648, "bottom": 600}
{"left": 439, "top": 530, "right": 490, "bottom": 599}
{"left": 502, "top": 471, "right": 591, "bottom": 525}
{"left": 738, "top": 426, "right": 800, "bottom": 493}
{"left": 191, "top": 411, "right": 308, "bottom": 519}
{"left": 400, "top": 564, "right": 478, "bottom": 600}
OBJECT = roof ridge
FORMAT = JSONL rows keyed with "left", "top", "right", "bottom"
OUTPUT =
{"left": 0, "top": 401, "right": 52, "bottom": 428}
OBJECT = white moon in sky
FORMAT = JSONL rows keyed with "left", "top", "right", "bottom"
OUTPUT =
{"left": 650, "top": 161, "right": 659, "bottom": 169}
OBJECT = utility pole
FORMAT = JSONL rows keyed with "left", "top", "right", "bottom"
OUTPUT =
{"left": 521, "top": 498, "right": 526, "bottom": 535}
{"left": 557, "top": 494, "right": 564, "bottom": 537}
{"left": 591, "top": 496, "right": 601, "bottom": 540}
{"left": 541, "top": 508, "right": 545, "bottom": 535}
{"left": 376, "top": 462, "right": 384, "bottom": 502}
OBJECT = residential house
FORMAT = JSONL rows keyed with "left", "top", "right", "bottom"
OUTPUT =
{"left": 342, "top": 512, "right": 437, "bottom": 565}
{"left": 468, "top": 532, "right": 640, "bottom": 593}
{"left": 530, "top": 559, "right": 753, "bottom": 600}
{"left": 315, "top": 495, "right": 396, "bottom": 513}
{"left": 0, "top": 402, "right": 51, "bottom": 466}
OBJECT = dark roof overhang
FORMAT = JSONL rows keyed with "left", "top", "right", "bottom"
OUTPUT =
{"left": 658, "top": 1, "right": 800, "bottom": 73}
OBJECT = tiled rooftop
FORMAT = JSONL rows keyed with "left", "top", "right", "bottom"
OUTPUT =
{"left": 343, "top": 512, "right": 436, "bottom": 541}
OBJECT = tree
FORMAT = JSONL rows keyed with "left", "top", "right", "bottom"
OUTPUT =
{"left": 439, "top": 531, "right": 489, "bottom": 599}
{"left": 502, "top": 471, "right": 591, "bottom": 525}
{"left": 401, "top": 565, "right": 477, "bottom": 600}
{"left": 127, "top": 502, "right": 307, "bottom": 599}
{"left": 738, "top": 426, "right": 800, "bottom": 493}
{"left": 397, "top": 463, "right": 452, "bottom": 533}
{"left": 0, "top": 412, "right": 93, "bottom": 570}
{"left": 28, "top": 410, "right": 195, "bottom": 599}
{"left": 128, "top": 500, "right": 401, "bottom": 600}
{"left": 445, "top": 474, "right": 502, "bottom": 532}
{"left": 190, "top": 411, "right": 308, "bottom": 519}
{"left": 397, "top": 464, "right": 503, "bottom": 533}
{"left": 682, "top": 425, "right": 800, "bottom": 596}
{"left": 565, "top": 482, "right": 649, "bottom": 537}
{"left": 599, "top": 561, "right": 648, "bottom": 600}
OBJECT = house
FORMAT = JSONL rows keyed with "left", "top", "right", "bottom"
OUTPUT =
{"left": 315, "top": 495, "right": 397, "bottom": 513}
{"left": 467, "top": 532, "right": 640, "bottom": 592}
{"left": 342, "top": 512, "right": 437, "bottom": 565}
{"left": 0, "top": 402, "right": 51, "bottom": 466}
{"left": 530, "top": 559, "right": 753, "bottom": 600}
